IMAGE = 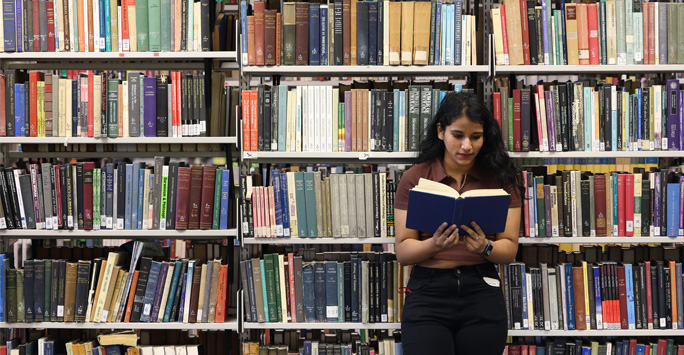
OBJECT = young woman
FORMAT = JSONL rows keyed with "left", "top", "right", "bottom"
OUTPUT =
{"left": 394, "top": 92, "right": 523, "bottom": 355}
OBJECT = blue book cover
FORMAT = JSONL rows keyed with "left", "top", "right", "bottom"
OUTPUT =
{"left": 43, "top": 340, "right": 54, "bottom": 355}
{"left": 303, "top": 263, "right": 316, "bottom": 321}
{"left": 308, "top": 2, "right": 320, "bottom": 65}
{"left": 137, "top": 167, "right": 145, "bottom": 229}
{"left": 104, "top": 0, "right": 111, "bottom": 51}
{"left": 368, "top": 1, "right": 378, "bottom": 65}
{"left": 106, "top": 163, "right": 114, "bottom": 227}
{"left": 140, "top": 261, "right": 161, "bottom": 322}
{"left": 541, "top": 0, "right": 549, "bottom": 64}
{"left": 434, "top": 3, "right": 442, "bottom": 65}
{"left": 313, "top": 261, "right": 325, "bottom": 321}
{"left": 593, "top": 266, "right": 603, "bottom": 330}
{"left": 272, "top": 170, "right": 283, "bottom": 236}
{"left": 162, "top": 260, "right": 182, "bottom": 322}
{"left": 124, "top": 163, "right": 133, "bottom": 229}
{"left": 244, "top": 260, "right": 258, "bottom": 322}
{"left": 259, "top": 259, "right": 269, "bottom": 321}
{"left": 582, "top": 347, "right": 591, "bottom": 355}
{"left": 676, "top": 262, "right": 683, "bottom": 329}
{"left": 14, "top": 84, "right": 24, "bottom": 136}
{"left": 220, "top": 169, "right": 230, "bottom": 230}
{"left": 680, "top": 91, "right": 684, "bottom": 151}
{"left": 520, "top": 264, "right": 528, "bottom": 329}
{"left": 564, "top": 263, "right": 576, "bottom": 330}
{"left": 325, "top": 261, "right": 338, "bottom": 322}
{"left": 278, "top": 86, "right": 288, "bottom": 152}
{"left": 536, "top": 347, "right": 546, "bottom": 355}
{"left": 667, "top": 183, "right": 680, "bottom": 236}
{"left": 0, "top": 254, "right": 5, "bottom": 321}
{"left": 337, "top": 262, "right": 344, "bottom": 322}
{"left": 2, "top": 0, "right": 15, "bottom": 51}
{"left": 635, "top": 345, "right": 645, "bottom": 355}
{"left": 103, "top": 346, "right": 122, "bottom": 355}
{"left": 377, "top": 0, "right": 383, "bottom": 64}
{"left": 177, "top": 271, "right": 188, "bottom": 322}
{"left": 406, "top": 187, "right": 511, "bottom": 235}
{"left": 143, "top": 77, "right": 157, "bottom": 137}
{"left": 454, "top": 0, "right": 462, "bottom": 65}
{"left": 625, "top": 264, "right": 636, "bottom": 329}
{"left": 279, "top": 169, "right": 290, "bottom": 236}
{"left": 320, "top": 5, "right": 328, "bottom": 65}
{"left": 356, "top": 2, "right": 369, "bottom": 65}
{"left": 99, "top": 0, "right": 106, "bottom": 51}
{"left": 131, "top": 162, "right": 140, "bottom": 229}
{"left": 240, "top": 1, "right": 249, "bottom": 65}
{"left": 13, "top": 0, "right": 21, "bottom": 52}
{"left": 443, "top": 5, "right": 450, "bottom": 65}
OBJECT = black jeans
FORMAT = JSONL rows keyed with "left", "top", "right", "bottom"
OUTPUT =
{"left": 401, "top": 263, "right": 508, "bottom": 355}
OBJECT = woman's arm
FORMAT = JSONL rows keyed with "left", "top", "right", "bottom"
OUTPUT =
{"left": 461, "top": 207, "right": 521, "bottom": 264}
{"left": 394, "top": 208, "right": 461, "bottom": 266}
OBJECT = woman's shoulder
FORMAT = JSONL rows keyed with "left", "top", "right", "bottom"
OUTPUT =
{"left": 399, "top": 160, "right": 436, "bottom": 185}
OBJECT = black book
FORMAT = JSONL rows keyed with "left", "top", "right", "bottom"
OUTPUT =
{"left": 379, "top": 253, "right": 387, "bottom": 322}
{"left": 639, "top": 263, "right": 648, "bottom": 328}
{"left": 116, "top": 162, "right": 125, "bottom": 229}
{"left": 182, "top": 74, "right": 191, "bottom": 136}
{"left": 57, "top": 259, "right": 66, "bottom": 322}
{"left": 632, "top": 262, "right": 642, "bottom": 329}
{"left": 50, "top": 259, "right": 59, "bottom": 321}
{"left": 263, "top": 86, "right": 272, "bottom": 151}
{"left": 385, "top": 90, "right": 394, "bottom": 152}
{"left": 166, "top": 162, "right": 180, "bottom": 230}
{"left": 597, "top": 85, "right": 605, "bottom": 149}
{"left": 557, "top": 85, "right": 569, "bottom": 151}
{"left": 156, "top": 76, "right": 168, "bottom": 137}
{"left": 33, "top": 259, "right": 44, "bottom": 322}
{"left": 74, "top": 260, "right": 91, "bottom": 322}
{"left": 642, "top": 88, "right": 649, "bottom": 150}
{"left": 581, "top": 179, "right": 591, "bottom": 236}
{"left": 617, "top": 90, "right": 622, "bottom": 151}
{"left": 356, "top": 1, "right": 369, "bottom": 65}
{"left": 257, "top": 84, "right": 265, "bottom": 151}
{"left": 343, "top": 261, "right": 351, "bottom": 321}
{"left": 50, "top": 166, "right": 57, "bottom": 227}
{"left": 368, "top": 1, "right": 378, "bottom": 65}
{"left": 193, "top": 75, "right": 200, "bottom": 135}
{"left": 0, "top": 168, "right": 16, "bottom": 229}
{"left": 333, "top": 0, "right": 343, "bottom": 65}
{"left": 66, "top": 165, "right": 74, "bottom": 229}
{"left": 585, "top": 264, "right": 596, "bottom": 329}
{"left": 198, "top": 74, "right": 207, "bottom": 137}
{"left": 378, "top": 91, "right": 387, "bottom": 151}
{"left": 24, "top": 259, "right": 35, "bottom": 322}
{"left": 5, "top": 168, "right": 22, "bottom": 228}
{"left": 657, "top": 261, "right": 667, "bottom": 328}
{"left": 59, "top": 165, "right": 67, "bottom": 228}
{"left": 527, "top": 0, "right": 538, "bottom": 65}
{"left": 18, "top": 175, "right": 35, "bottom": 229}
{"left": 314, "top": 261, "right": 326, "bottom": 321}
{"left": 534, "top": 8, "right": 544, "bottom": 65}
{"left": 131, "top": 257, "right": 152, "bottom": 322}
{"left": 651, "top": 264, "right": 659, "bottom": 328}
{"left": 200, "top": 0, "right": 210, "bottom": 51}
{"left": 377, "top": 0, "right": 383, "bottom": 65}
{"left": 603, "top": 86, "right": 612, "bottom": 151}
{"left": 76, "top": 162, "right": 84, "bottom": 229}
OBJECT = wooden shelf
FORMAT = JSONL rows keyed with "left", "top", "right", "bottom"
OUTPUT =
{"left": 242, "top": 65, "right": 488, "bottom": 76}
{"left": 0, "top": 319, "right": 238, "bottom": 330}
{"left": 243, "top": 237, "right": 395, "bottom": 245}
{"left": 1, "top": 137, "right": 238, "bottom": 144}
{"left": 518, "top": 237, "right": 684, "bottom": 244}
{"left": 243, "top": 322, "right": 401, "bottom": 330}
{"left": 0, "top": 229, "right": 238, "bottom": 239}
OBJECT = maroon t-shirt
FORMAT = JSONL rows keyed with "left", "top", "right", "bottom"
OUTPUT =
{"left": 394, "top": 158, "right": 523, "bottom": 262}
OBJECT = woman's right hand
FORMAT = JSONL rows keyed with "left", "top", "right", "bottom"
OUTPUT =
{"left": 431, "top": 222, "right": 460, "bottom": 251}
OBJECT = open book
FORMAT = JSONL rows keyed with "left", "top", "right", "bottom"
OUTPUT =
{"left": 406, "top": 178, "right": 511, "bottom": 234}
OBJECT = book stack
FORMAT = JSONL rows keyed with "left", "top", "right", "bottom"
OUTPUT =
{"left": 0, "top": 241, "right": 231, "bottom": 324}
{"left": 241, "top": 251, "right": 409, "bottom": 324}
{"left": 491, "top": 0, "right": 684, "bottom": 66}
{"left": 242, "top": 169, "right": 395, "bottom": 239}
{"left": 242, "top": 82, "right": 471, "bottom": 153}
{"left": 242, "top": 330, "right": 402, "bottom": 355}
{"left": 0, "top": 158, "right": 232, "bottom": 231}
{"left": 494, "top": 79, "right": 684, "bottom": 153}
{"left": 240, "top": 0, "right": 479, "bottom": 66}
{"left": 0, "top": 0, "right": 222, "bottom": 53}
{"left": 507, "top": 338, "right": 684, "bottom": 355}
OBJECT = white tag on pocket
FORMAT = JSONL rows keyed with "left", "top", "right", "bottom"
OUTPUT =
{"left": 483, "top": 277, "right": 500, "bottom": 287}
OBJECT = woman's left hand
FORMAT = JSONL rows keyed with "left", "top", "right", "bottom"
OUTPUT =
{"left": 460, "top": 221, "right": 488, "bottom": 255}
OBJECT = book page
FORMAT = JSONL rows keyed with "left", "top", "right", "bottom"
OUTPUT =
{"left": 412, "top": 178, "right": 460, "bottom": 198}
{"left": 460, "top": 189, "right": 508, "bottom": 197}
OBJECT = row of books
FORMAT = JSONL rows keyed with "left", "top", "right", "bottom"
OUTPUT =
{"left": 242, "top": 337, "right": 401, "bottom": 355}
{"left": 240, "top": 252, "right": 408, "bottom": 324}
{"left": 240, "top": 0, "right": 478, "bottom": 66}
{"left": 0, "top": 159, "right": 233, "bottom": 231}
{"left": 537, "top": 157, "right": 659, "bottom": 176}
{"left": 0, "top": 70, "right": 226, "bottom": 138}
{"left": 520, "top": 165, "right": 684, "bottom": 238}
{"left": 494, "top": 79, "right": 684, "bottom": 153}
{"left": 505, "top": 338, "right": 684, "bottom": 355}
{"left": 493, "top": 0, "right": 684, "bottom": 66}
{"left": 0, "top": 246, "right": 231, "bottom": 324}
{"left": 3, "top": 338, "right": 201, "bottom": 355}
{"left": 242, "top": 170, "right": 395, "bottom": 239}
{"left": 0, "top": 0, "right": 218, "bottom": 52}
{"left": 241, "top": 82, "right": 462, "bottom": 153}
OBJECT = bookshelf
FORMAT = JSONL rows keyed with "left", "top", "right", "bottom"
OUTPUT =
{"left": 0, "top": 229, "right": 238, "bottom": 239}
{"left": 242, "top": 237, "right": 396, "bottom": 245}
{"left": 0, "top": 137, "right": 238, "bottom": 144}
{"left": 0, "top": 320, "right": 239, "bottom": 331}
{"left": 242, "top": 322, "right": 402, "bottom": 330}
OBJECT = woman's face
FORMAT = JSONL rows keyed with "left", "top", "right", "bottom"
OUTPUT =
{"left": 438, "top": 116, "right": 484, "bottom": 169}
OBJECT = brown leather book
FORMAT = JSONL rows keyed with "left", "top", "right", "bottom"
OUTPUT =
{"left": 350, "top": 0, "right": 357, "bottom": 65}
{"left": 276, "top": 13, "right": 282, "bottom": 66}
{"left": 188, "top": 165, "right": 204, "bottom": 229}
{"left": 199, "top": 166, "right": 217, "bottom": 230}
{"left": 572, "top": 266, "right": 587, "bottom": 330}
{"left": 400, "top": 1, "right": 414, "bottom": 65}
{"left": 264, "top": 9, "right": 277, "bottom": 65}
{"left": 295, "top": 2, "right": 310, "bottom": 65}
{"left": 254, "top": 1, "right": 266, "bottom": 66}
{"left": 64, "top": 262, "right": 78, "bottom": 322}
{"left": 342, "top": 0, "right": 351, "bottom": 65}
{"left": 87, "top": 0, "right": 94, "bottom": 51}
{"left": 188, "top": 261, "right": 203, "bottom": 323}
{"left": 388, "top": 2, "right": 401, "bottom": 65}
{"left": 247, "top": 16, "right": 256, "bottom": 65}
{"left": 412, "top": 2, "right": 430, "bottom": 65}
{"left": 174, "top": 167, "right": 192, "bottom": 230}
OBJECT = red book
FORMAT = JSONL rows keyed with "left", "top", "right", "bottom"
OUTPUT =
{"left": 199, "top": 166, "right": 217, "bottom": 230}
{"left": 287, "top": 253, "right": 296, "bottom": 322}
{"left": 242, "top": 90, "right": 251, "bottom": 151}
{"left": 509, "top": 345, "right": 521, "bottom": 355}
{"left": 600, "top": 264, "right": 611, "bottom": 328}
{"left": 500, "top": 4, "right": 510, "bottom": 65}
{"left": 82, "top": 162, "right": 95, "bottom": 230}
{"left": 54, "top": 166, "right": 62, "bottom": 227}
{"left": 618, "top": 174, "right": 626, "bottom": 236}
{"left": 214, "top": 264, "right": 229, "bottom": 323}
{"left": 521, "top": 345, "right": 528, "bottom": 355}
{"left": 124, "top": 270, "right": 140, "bottom": 322}
{"left": 175, "top": 72, "right": 182, "bottom": 136}
{"left": 0, "top": 74, "right": 5, "bottom": 136}
{"left": 175, "top": 167, "right": 192, "bottom": 230}
{"left": 519, "top": 0, "right": 530, "bottom": 65}
{"left": 28, "top": 71, "right": 44, "bottom": 137}
{"left": 678, "top": 344, "right": 684, "bottom": 355}
{"left": 513, "top": 89, "right": 522, "bottom": 152}
{"left": 645, "top": 260, "right": 653, "bottom": 328}
{"left": 625, "top": 174, "right": 634, "bottom": 236}
{"left": 32, "top": 0, "right": 40, "bottom": 51}
{"left": 188, "top": 165, "right": 204, "bottom": 229}
{"left": 657, "top": 339, "right": 667, "bottom": 355}
{"left": 587, "top": 4, "right": 599, "bottom": 65}
{"left": 572, "top": 266, "right": 587, "bottom": 329}
{"left": 629, "top": 338, "right": 637, "bottom": 355}
{"left": 618, "top": 265, "right": 628, "bottom": 329}
{"left": 594, "top": 174, "right": 607, "bottom": 236}
{"left": 46, "top": 1, "right": 56, "bottom": 52}
{"left": 87, "top": 71, "right": 94, "bottom": 137}
{"left": 493, "top": 92, "right": 501, "bottom": 128}
{"left": 254, "top": 1, "right": 266, "bottom": 66}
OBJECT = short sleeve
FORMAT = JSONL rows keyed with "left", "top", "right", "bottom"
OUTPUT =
{"left": 394, "top": 165, "right": 423, "bottom": 210}
{"left": 505, "top": 181, "right": 523, "bottom": 209}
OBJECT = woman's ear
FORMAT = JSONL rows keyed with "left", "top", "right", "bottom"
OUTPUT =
{"left": 437, "top": 123, "right": 443, "bottom": 140}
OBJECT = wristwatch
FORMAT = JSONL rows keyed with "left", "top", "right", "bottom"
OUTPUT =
{"left": 477, "top": 239, "right": 493, "bottom": 257}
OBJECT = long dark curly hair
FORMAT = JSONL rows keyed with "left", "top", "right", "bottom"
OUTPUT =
{"left": 415, "top": 92, "right": 523, "bottom": 193}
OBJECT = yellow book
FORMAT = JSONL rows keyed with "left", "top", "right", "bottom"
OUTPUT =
{"left": 491, "top": 7, "right": 505, "bottom": 65}
{"left": 83, "top": 341, "right": 95, "bottom": 355}
{"left": 93, "top": 252, "right": 122, "bottom": 323}
{"left": 412, "top": 1, "right": 431, "bottom": 65}
{"left": 101, "top": 266, "right": 121, "bottom": 322}
{"left": 107, "top": 270, "right": 127, "bottom": 322}
{"left": 98, "top": 331, "right": 138, "bottom": 347}
{"left": 110, "top": 0, "right": 119, "bottom": 52}
{"left": 197, "top": 263, "right": 208, "bottom": 322}
{"left": 503, "top": 0, "right": 524, "bottom": 65}
{"left": 388, "top": 1, "right": 402, "bottom": 65}
{"left": 581, "top": 261, "right": 591, "bottom": 330}
{"left": 565, "top": 4, "right": 579, "bottom": 65}
{"left": 400, "top": 1, "right": 414, "bottom": 65}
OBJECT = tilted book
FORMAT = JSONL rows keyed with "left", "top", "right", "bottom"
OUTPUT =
{"left": 406, "top": 178, "right": 511, "bottom": 234}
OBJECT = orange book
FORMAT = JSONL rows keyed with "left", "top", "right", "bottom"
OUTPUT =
{"left": 572, "top": 266, "right": 587, "bottom": 330}
{"left": 670, "top": 261, "right": 678, "bottom": 327}
{"left": 241, "top": 90, "right": 251, "bottom": 151}
{"left": 276, "top": 13, "right": 282, "bottom": 66}
{"left": 249, "top": 90, "right": 258, "bottom": 151}
{"left": 87, "top": 0, "right": 94, "bottom": 51}
{"left": 29, "top": 71, "right": 43, "bottom": 137}
{"left": 587, "top": 4, "right": 599, "bottom": 65}
{"left": 118, "top": 83, "right": 123, "bottom": 137}
{"left": 89, "top": 260, "right": 108, "bottom": 322}
{"left": 254, "top": 1, "right": 266, "bottom": 66}
{"left": 123, "top": 270, "right": 139, "bottom": 322}
{"left": 214, "top": 264, "right": 228, "bottom": 323}
{"left": 247, "top": 16, "right": 256, "bottom": 65}
{"left": 577, "top": 4, "right": 590, "bottom": 65}
{"left": 121, "top": 0, "right": 130, "bottom": 51}
{"left": 77, "top": 0, "right": 85, "bottom": 51}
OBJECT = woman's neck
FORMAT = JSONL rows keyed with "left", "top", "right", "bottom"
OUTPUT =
{"left": 442, "top": 154, "right": 475, "bottom": 179}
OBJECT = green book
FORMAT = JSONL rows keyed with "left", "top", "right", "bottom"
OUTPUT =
{"left": 160, "top": 165, "right": 169, "bottom": 227}
{"left": 259, "top": 259, "right": 269, "bottom": 322}
{"left": 294, "top": 172, "right": 308, "bottom": 238}
{"left": 616, "top": 0, "right": 625, "bottom": 64}
{"left": 6, "top": 268, "right": 17, "bottom": 323}
{"left": 303, "top": 172, "right": 318, "bottom": 238}
{"left": 263, "top": 254, "right": 278, "bottom": 322}
{"left": 93, "top": 169, "right": 100, "bottom": 230}
{"left": 148, "top": 0, "right": 162, "bottom": 51}
{"left": 44, "top": 260, "right": 52, "bottom": 321}
{"left": 282, "top": 3, "right": 296, "bottom": 65}
{"left": 107, "top": 80, "right": 119, "bottom": 138}
{"left": 160, "top": 0, "right": 171, "bottom": 52}
{"left": 16, "top": 269, "right": 24, "bottom": 322}
{"left": 626, "top": 0, "right": 634, "bottom": 64}
{"left": 136, "top": 0, "right": 150, "bottom": 51}
{"left": 212, "top": 169, "right": 222, "bottom": 230}
{"left": 271, "top": 254, "right": 282, "bottom": 322}
{"left": 668, "top": 3, "right": 678, "bottom": 65}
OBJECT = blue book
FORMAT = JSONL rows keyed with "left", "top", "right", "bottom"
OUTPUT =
{"left": 541, "top": 0, "right": 549, "bottom": 64}
{"left": 279, "top": 169, "right": 290, "bottom": 237}
{"left": 309, "top": 2, "right": 320, "bottom": 65}
{"left": 667, "top": 183, "right": 680, "bottom": 236}
{"left": 98, "top": 0, "right": 105, "bottom": 51}
{"left": 14, "top": 84, "right": 24, "bottom": 136}
{"left": 104, "top": 0, "right": 111, "bottom": 51}
{"left": 593, "top": 266, "right": 603, "bottom": 330}
{"left": 43, "top": 340, "right": 54, "bottom": 355}
{"left": 72, "top": 80, "right": 78, "bottom": 136}
{"left": 356, "top": 2, "right": 369, "bottom": 65}
{"left": 536, "top": 347, "right": 546, "bottom": 355}
{"left": 240, "top": 1, "right": 248, "bottom": 65}
{"left": 140, "top": 261, "right": 161, "bottom": 322}
{"left": 0, "top": 254, "right": 5, "bottom": 321}
{"left": 272, "top": 170, "right": 283, "bottom": 236}
{"left": 124, "top": 163, "right": 133, "bottom": 229}
{"left": 350, "top": 255, "right": 358, "bottom": 322}
{"left": 103, "top": 346, "right": 122, "bottom": 355}
{"left": 278, "top": 86, "right": 288, "bottom": 152}
{"left": 105, "top": 163, "right": 114, "bottom": 228}
{"left": 143, "top": 77, "right": 157, "bottom": 137}
{"left": 625, "top": 264, "right": 636, "bottom": 329}
{"left": 137, "top": 167, "right": 145, "bottom": 229}
{"left": 368, "top": 1, "right": 378, "bottom": 65}
{"left": 443, "top": 4, "right": 449, "bottom": 65}
{"left": 259, "top": 259, "right": 269, "bottom": 321}
{"left": 313, "top": 261, "right": 325, "bottom": 321}
{"left": 564, "top": 263, "right": 576, "bottom": 330}
{"left": 582, "top": 347, "right": 591, "bottom": 355}
{"left": 434, "top": 3, "right": 442, "bottom": 65}
{"left": 13, "top": 0, "right": 21, "bottom": 52}
{"left": 405, "top": 182, "right": 511, "bottom": 235}
{"left": 377, "top": 0, "right": 383, "bottom": 64}
{"left": 244, "top": 260, "right": 258, "bottom": 322}
{"left": 454, "top": 0, "right": 462, "bottom": 65}
{"left": 520, "top": 264, "right": 528, "bottom": 329}
{"left": 676, "top": 262, "right": 683, "bottom": 329}
{"left": 325, "top": 261, "right": 338, "bottom": 322}
{"left": 177, "top": 272, "right": 188, "bottom": 322}
{"left": 2, "top": 0, "right": 15, "bottom": 51}
{"left": 303, "top": 263, "right": 316, "bottom": 321}
{"left": 337, "top": 262, "right": 344, "bottom": 322}
{"left": 320, "top": 5, "right": 328, "bottom": 65}
{"left": 220, "top": 169, "right": 230, "bottom": 230}
{"left": 131, "top": 162, "right": 140, "bottom": 229}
